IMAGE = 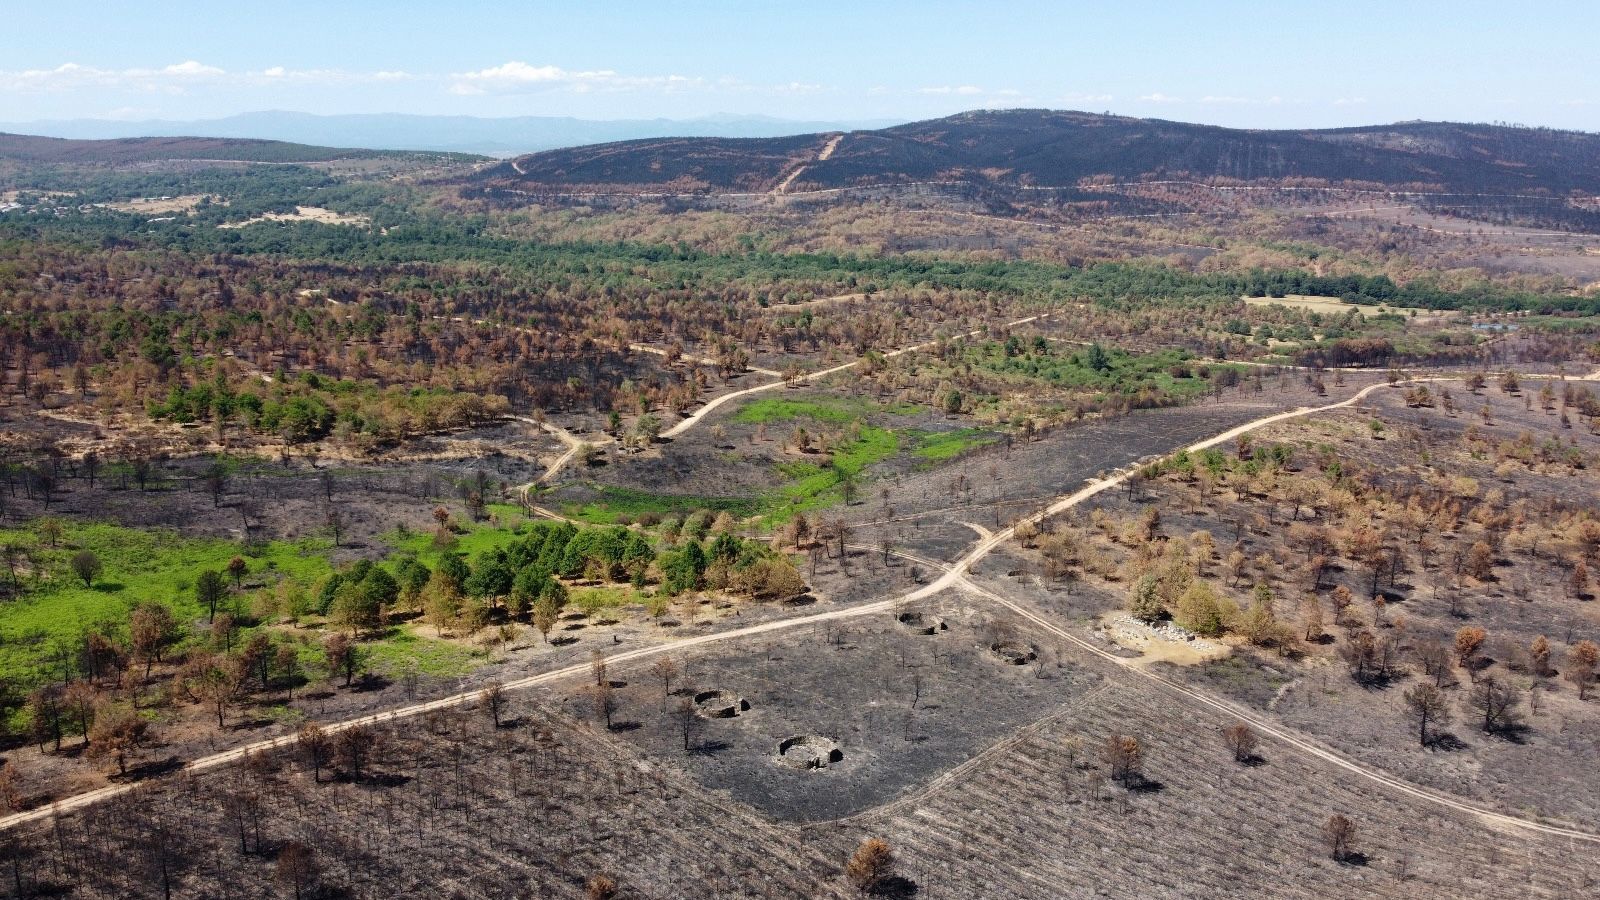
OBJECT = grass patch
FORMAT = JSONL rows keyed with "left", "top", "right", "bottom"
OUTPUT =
{"left": 767, "top": 425, "right": 900, "bottom": 522}
{"left": 732, "top": 396, "right": 921, "bottom": 425}
{"left": 910, "top": 428, "right": 997, "bottom": 463}
{"left": 0, "top": 520, "right": 332, "bottom": 686}
{"left": 382, "top": 501, "right": 538, "bottom": 568}
{"left": 363, "top": 626, "right": 481, "bottom": 678}
{"left": 382, "top": 521, "right": 523, "bottom": 569}
{"left": 570, "top": 584, "right": 638, "bottom": 615}
{"left": 560, "top": 485, "right": 758, "bottom": 526}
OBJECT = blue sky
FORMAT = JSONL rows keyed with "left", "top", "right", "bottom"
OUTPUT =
{"left": 3, "top": 0, "right": 1597, "bottom": 128}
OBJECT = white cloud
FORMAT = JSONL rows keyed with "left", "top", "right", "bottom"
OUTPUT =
{"left": 0, "top": 61, "right": 231, "bottom": 94}
{"left": 1139, "top": 92, "right": 1183, "bottom": 103}
{"left": 243, "top": 66, "right": 411, "bottom": 86}
{"left": 161, "top": 60, "right": 224, "bottom": 78}
{"left": 1200, "top": 95, "right": 1250, "bottom": 105}
{"left": 917, "top": 85, "right": 986, "bottom": 96}
{"left": 1060, "top": 92, "right": 1113, "bottom": 105}
{"left": 448, "top": 61, "right": 701, "bottom": 95}
{"left": 1333, "top": 97, "right": 1368, "bottom": 106}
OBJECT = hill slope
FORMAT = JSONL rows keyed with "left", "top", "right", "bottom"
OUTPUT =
{"left": 476, "top": 109, "right": 1600, "bottom": 195}
{"left": 0, "top": 132, "right": 478, "bottom": 166}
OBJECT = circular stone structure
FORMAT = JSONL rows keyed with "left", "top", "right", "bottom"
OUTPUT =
{"left": 776, "top": 735, "right": 844, "bottom": 770}
{"left": 896, "top": 612, "right": 948, "bottom": 635}
{"left": 693, "top": 689, "right": 751, "bottom": 719}
{"left": 990, "top": 641, "right": 1038, "bottom": 666}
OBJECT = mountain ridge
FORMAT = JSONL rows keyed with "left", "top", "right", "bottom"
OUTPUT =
{"left": 474, "top": 108, "right": 1600, "bottom": 196}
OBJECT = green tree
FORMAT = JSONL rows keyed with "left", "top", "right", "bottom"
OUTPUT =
{"left": 1175, "top": 581, "right": 1229, "bottom": 637}
{"left": 662, "top": 542, "right": 708, "bottom": 595}
{"left": 328, "top": 580, "right": 383, "bottom": 636}
{"left": 1083, "top": 342, "right": 1111, "bottom": 372}
{"left": 509, "top": 567, "right": 552, "bottom": 617}
{"left": 422, "top": 569, "right": 463, "bottom": 634}
{"left": 1241, "top": 582, "right": 1278, "bottom": 646}
{"left": 436, "top": 553, "right": 471, "bottom": 591}
{"left": 465, "top": 556, "right": 515, "bottom": 605}
{"left": 1128, "top": 575, "right": 1165, "bottom": 623}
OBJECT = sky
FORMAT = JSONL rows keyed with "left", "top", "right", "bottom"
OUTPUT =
{"left": 2, "top": 0, "right": 1597, "bottom": 130}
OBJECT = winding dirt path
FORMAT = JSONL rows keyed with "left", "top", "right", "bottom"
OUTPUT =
{"left": 627, "top": 341, "right": 784, "bottom": 378}
{"left": 659, "top": 313, "right": 1047, "bottom": 440}
{"left": 505, "top": 415, "right": 608, "bottom": 484}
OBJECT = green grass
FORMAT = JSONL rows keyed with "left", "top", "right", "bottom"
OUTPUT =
{"left": 0, "top": 520, "right": 333, "bottom": 685}
{"left": 556, "top": 422, "right": 905, "bottom": 528}
{"left": 560, "top": 486, "right": 759, "bottom": 526}
{"left": 382, "top": 502, "right": 539, "bottom": 568}
{"left": 390, "top": 523, "right": 518, "bottom": 567}
{"left": 910, "top": 428, "right": 997, "bottom": 463}
{"left": 732, "top": 396, "right": 922, "bottom": 425}
{"left": 485, "top": 502, "right": 529, "bottom": 524}
{"left": 570, "top": 584, "right": 638, "bottom": 614}
{"left": 767, "top": 425, "right": 900, "bottom": 522}
{"left": 557, "top": 411, "right": 963, "bottom": 529}
{"left": 363, "top": 627, "right": 481, "bottom": 678}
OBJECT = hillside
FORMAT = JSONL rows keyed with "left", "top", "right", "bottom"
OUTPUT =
{"left": 475, "top": 109, "right": 1600, "bottom": 195}
{"left": 0, "top": 111, "right": 904, "bottom": 157}
{"left": 0, "top": 132, "right": 479, "bottom": 166}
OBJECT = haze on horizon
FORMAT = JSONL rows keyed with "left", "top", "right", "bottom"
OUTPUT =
{"left": 2, "top": 0, "right": 1597, "bottom": 134}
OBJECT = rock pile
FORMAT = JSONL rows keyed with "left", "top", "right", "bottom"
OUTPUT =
{"left": 1101, "top": 614, "right": 1220, "bottom": 651}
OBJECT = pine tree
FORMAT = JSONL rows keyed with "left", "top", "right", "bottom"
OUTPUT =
{"left": 1128, "top": 575, "right": 1165, "bottom": 623}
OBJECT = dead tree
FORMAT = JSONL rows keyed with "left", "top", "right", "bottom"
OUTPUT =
{"left": 1221, "top": 723, "right": 1259, "bottom": 763}
{"left": 480, "top": 681, "right": 507, "bottom": 728}
{"left": 1322, "top": 814, "right": 1358, "bottom": 862}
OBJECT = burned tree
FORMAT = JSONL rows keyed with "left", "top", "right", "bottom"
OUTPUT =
{"left": 1102, "top": 734, "right": 1144, "bottom": 789}
{"left": 1221, "top": 723, "right": 1259, "bottom": 764}
{"left": 1322, "top": 814, "right": 1358, "bottom": 862}
{"left": 1403, "top": 683, "right": 1450, "bottom": 747}
{"left": 845, "top": 837, "right": 895, "bottom": 895}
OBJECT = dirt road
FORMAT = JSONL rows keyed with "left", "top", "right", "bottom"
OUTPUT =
{"left": 627, "top": 341, "right": 783, "bottom": 378}
{"left": 505, "top": 415, "right": 607, "bottom": 484}
{"left": 773, "top": 133, "right": 845, "bottom": 195}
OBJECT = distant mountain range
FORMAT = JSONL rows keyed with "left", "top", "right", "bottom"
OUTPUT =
{"left": 0, "top": 132, "right": 478, "bottom": 167}
{"left": 474, "top": 109, "right": 1600, "bottom": 196}
{"left": 0, "top": 111, "right": 903, "bottom": 157}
